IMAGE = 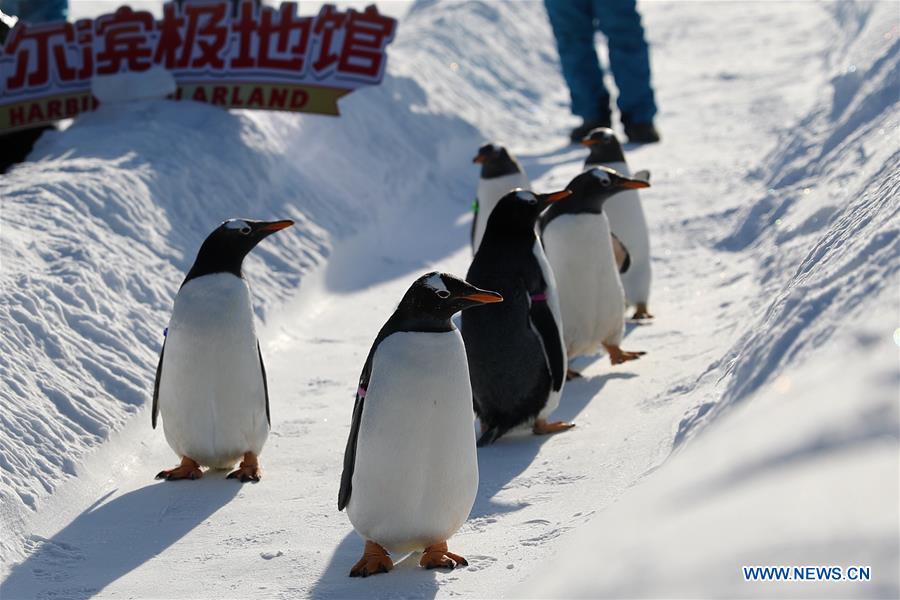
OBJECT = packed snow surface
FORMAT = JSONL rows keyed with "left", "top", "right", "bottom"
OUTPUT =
{"left": 1, "top": 1, "right": 897, "bottom": 598}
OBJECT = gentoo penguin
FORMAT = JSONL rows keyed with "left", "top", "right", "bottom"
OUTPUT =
{"left": 462, "top": 188, "right": 574, "bottom": 446}
{"left": 339, "top": 272, "right": 502, "bottom": 577}
{"left": 471, "top": 143, "right": 530, "bottom": 253}
{"left": 582, "top": 127, "right": 654, "bottom": 319}
{"left": 540, "top": 168, "right": 649, "bottom": 377}
{"left": 152, "top": 218, "right": 293, "bottom": 482}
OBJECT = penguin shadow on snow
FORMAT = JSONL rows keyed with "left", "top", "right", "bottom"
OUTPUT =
{"left": 0, "top": 479, "right": 239, "bottom": 600}
{"left": 471, "top": 371, "right": 629, "bottom": 519}
{"left": 310, "top": 532, "right": 442, "bottom": 600}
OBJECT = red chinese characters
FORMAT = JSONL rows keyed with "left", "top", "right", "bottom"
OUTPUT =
{"left": 156, "top": 2, "right": 229, "bottom": 70}
{"left": 95, "top": 6, "right": 155, "bottom": 74}
{"left": 4, "top": 21, "right": 76, "bottom": 90}
{"left": 337, "top": 6, "right": 396, "bottom": 81}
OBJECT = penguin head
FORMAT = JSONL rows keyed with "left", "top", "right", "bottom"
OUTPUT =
{"left": 581, "top": 127, "right": 626, "bottom": 164}
{"left": 567, "top": 167, "right": 650, "bottom": 204}
{"left": 183, "top": 218, "right": 294, "bottom": 284}
{"left": 398, "top": 272, "right": 503, "bottom": 322}
{"left": 486, "top": 188, "right": 572, "bottom": 235}
{"left": 473, "top": 142, "right": 522, "bottom": 178}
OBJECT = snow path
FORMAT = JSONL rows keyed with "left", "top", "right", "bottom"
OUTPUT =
{"left": 2, "top": 2, "right": 896, "bottom": 599}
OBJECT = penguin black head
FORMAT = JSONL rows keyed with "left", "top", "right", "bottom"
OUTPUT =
{"left": 581, "top": 127, "right": 625, "bottom": 164}
{"left": 473, "top": 142, "right": 522, "bottom": 178}
{"left": 568, "top": 166, "right": 650, "bottom": 202}
{"left": 183, "top": 218, "right": 294, "bottom": 285}
{"left": 484, "top": 188, "right": 572, "bottom": 240}
{"left": 393, "top": 272, "right": 503, "bottom": 330}
{"left": 540, "top": 168, "right": 649, "bottom": 228}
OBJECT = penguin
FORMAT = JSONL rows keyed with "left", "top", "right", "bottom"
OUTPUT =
{"left": 152, "top": 218, "right": 294, "bottom": 482}
{"left": 471, "top": 143, "right": 530, "bottom": 253}
{"left": 339, "top": 272, "right": 502, "bottom": 577}
{"left": 582, "top": 127, "right": 654, "bottom": 319}
{"left": 462, "top": 188, "right": 574, "bottom": 446}
{"left": 540, "top": 167, "right": 649, "bottom": 377}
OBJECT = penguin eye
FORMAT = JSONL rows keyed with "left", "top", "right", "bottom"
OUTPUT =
{"left": 436, "top": 290, "right": 451, "bottom": 299}
{"left": 239, "top": 225, "right": 251, "bottom": 235}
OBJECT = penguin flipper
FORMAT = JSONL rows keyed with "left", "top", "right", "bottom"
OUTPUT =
{"left": 258, "top": 341, "right": 270, "bottom": 427}
{"left": 529, "top": 298, "right": 566, "bottom": 392}
{"left": 470, "top": 198, "right": 478, "bottom": 251}
{"left": 338, "top": 391, "right": 365, "bottom": 511}
{"left": 610, "top": 232, "right": 632, "bottom": 274}
{"left": 339, "top": 331, "right": 384, "bottom": 511}
{"left": 151, "top": 341, "right": 165, "bottom": 430}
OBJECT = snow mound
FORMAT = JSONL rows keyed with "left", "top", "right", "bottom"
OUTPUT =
{"left": 679, "top": 1, "right": 900, "bottom": 441}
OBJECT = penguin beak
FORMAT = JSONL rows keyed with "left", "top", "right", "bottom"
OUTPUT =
{"left": 459, "top": 290, "right": 503, "bottom": 304}
{"left": 619, "top": 178, "right": 650, "bottom": 189}
{"left": 257, "top": 219, "right": 295, "bottom": 232}
{"left": 542, "top": 190, "right": 573, "bottom": 203}
{"left": 473, "top": 154, "right": 487, "bottom": 164}
{"left": 580, "top": 139, "right": 598, "bottom": 146}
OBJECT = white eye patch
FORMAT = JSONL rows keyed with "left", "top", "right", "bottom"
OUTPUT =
{"left": 514, "top": 190, "right": 538, "bottom": 204}
{"left": 424, "top": 272, "right": 450, "bottom": 296}
{"left": 591, "top": 170, "right": 612, "bottom": 185}
{"left": 223, "top": 219, "right": 252, "bottom": 234}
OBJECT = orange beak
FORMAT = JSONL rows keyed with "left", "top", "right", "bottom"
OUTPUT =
{"left": 620, "top": 179, "right": 650, "bottom": 189}
{"left": 473, "top": 154, "right": 487, "bottom": 164}
{"left": 461, "top": 291, "right": 503, "bottom": 304}
{"left": 259, "top": 219, "right": 295, "bottom": 232}
{"left": 580, "top": 138, "right": 599, "bottom": 146}
{"left": 545, "top": 190, "right": 573, "bottom": 203}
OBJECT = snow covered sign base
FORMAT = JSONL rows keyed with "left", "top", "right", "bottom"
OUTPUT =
{"left": 0, "top": 1, "right": 397, "bottom": 132}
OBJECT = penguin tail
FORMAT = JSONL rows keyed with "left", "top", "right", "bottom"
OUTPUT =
{"left": 477, "top": 423, "right": 513, "bottom": 447}
{"left": 476, "top": 427, "right": 499, "bottom": 447}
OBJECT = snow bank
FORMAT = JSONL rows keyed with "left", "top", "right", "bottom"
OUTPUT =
{"left": 521, "top": 3, "right": 899, "bottom": 597}
{"left": 0, "top": 0, "right": 573, "bottom": 563}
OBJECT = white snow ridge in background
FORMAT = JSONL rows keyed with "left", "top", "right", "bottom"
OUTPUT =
{"left": 1, "top": 0, "right": 898, "bottom": 598}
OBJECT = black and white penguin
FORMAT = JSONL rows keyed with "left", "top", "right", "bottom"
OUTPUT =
{"left": 471, "top": 143, "right": 530, "bottom": 253}
{"left": 462, "top": 188, "right": 574, "bottom": 446}
{"left": 152, "top": 218, "right": 293, "bottom": 482}
{"left": 540, "top": 168, "right": 649, "bottom": 376}
{"left": 582, "top": 127, "right": 654, "bottom": 319}
{"left": 339, "top": 272, "right": 502, "bottom": 577}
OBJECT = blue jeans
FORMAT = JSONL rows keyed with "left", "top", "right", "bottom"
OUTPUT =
{"left": 545, "top": 0, "right": 657, "bottom": 125}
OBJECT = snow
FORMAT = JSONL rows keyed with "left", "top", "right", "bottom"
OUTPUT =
{"left": 1, "top": 0, "right": 898, "bottom": 598}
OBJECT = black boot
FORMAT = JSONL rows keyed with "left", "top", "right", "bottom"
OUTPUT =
{"left": 624, "top": 122, "right": 661, "bottom": 144}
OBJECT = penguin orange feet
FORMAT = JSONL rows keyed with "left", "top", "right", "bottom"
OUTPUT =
{"left": 227, "top": 451, "right": 261, "bottom": 483}
{"left": 349, "top": 541, "right": 393, "bottom": 577}
{"left": 420, "top": 541, "right": 468, "bottom": 570}
{"left": 532, "top": 418, "right": 576, "bottom": 435}
{"left": 156, "top": 456, "right": 203, "bottom": 481}
{"left": 565, "top": 368, "right": 583, "bottom": 380}
{"left": 632, "top": 303, "right": 654, "bottom": 320}
{"left": 603, "top": 343, "right": 646, "bottom": 365}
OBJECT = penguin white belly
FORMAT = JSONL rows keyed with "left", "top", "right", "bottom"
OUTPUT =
{"left": 589, "top": 160, "right": 652, "bottom": 305}
{"left": 531, "top": 239, "right": 567, "bottom": 419}
{"left": 543, "top": 214, "right": 626, "bottom": 358}
{"left": 474, "top": 172, "right": 530, "bottom": 252}
{"left": 158, "top": 273, "right": 268, "bottom": 469}
{"left": 347, "top": 330, "right": 478, "bottom": 553}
